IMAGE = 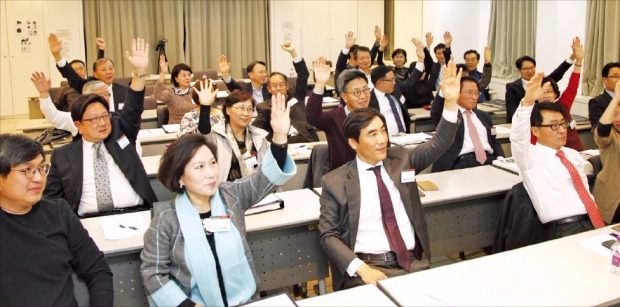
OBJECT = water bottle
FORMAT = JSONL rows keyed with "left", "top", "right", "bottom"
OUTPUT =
{"left": 611, "top": 234, "right": 620, "bottom": 276}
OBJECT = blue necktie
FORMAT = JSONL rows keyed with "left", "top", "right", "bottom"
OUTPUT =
{"left": 387, "top": 94, "right": 405, "bottom": 133}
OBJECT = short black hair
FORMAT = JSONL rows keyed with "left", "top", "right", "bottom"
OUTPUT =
{"left": 70, "top": 93, "right": 110, "bottom": 121}
{"left": 456, "top": 64, "right": 469, "bottom": 75}
{"left": 354, "top": 46, "right": 371, "bottom": 60}
{"left": 0, "top": 134, "right": 45, "bottom": 176}
{"left": 460, "top": 75, "right": 481, "bottom": 91}
{"left": 69, "top": 59, "right": 86, "bottom": 67}
{"left": 92, "top": 58, "right": 115, "bottom": 73}
{"left": 370, "top": 65, "right": 394, "bottom": 85}
{"left": 170, "top": 63, "right": 193, "bottom": 88}
{"left": 336, "top": 69, "right": 368, "bottom": 95}
{"left": 464, "top": 50, "right": 480, "bottom": 61}
{"left": 433, "top": 43, "right": 446, "bottom": 54}
{"left": 602, "top": 62, "right": 620, "bottom": 77}
{"left": 222, "top": 90, "right": 255, "bottom": 122}
{"left": 541, "top": 77, "right": 560, "bottom": 99}
{"left": 158, "top": 134, "right": 218, "bottom": 194}
{"left": 343, "top": 107, "right": 387, "bottom": 142}
{"left": 349, "top": 44, "right": 359, "bottom": 58}
{"left": 246, "top": 61, "right": 267, "bottom": 74}
{"left": 391, "top": 48, "right": 407, "bottom": 64}
{"left": 531, "top": 102, "right": 565, "bottom": 127}
{"left": 515, "top": 56, "right": 536, "bottom": 69}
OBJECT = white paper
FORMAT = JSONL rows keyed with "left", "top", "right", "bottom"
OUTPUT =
{"left": 492, "top": 157, "right": 521, "bottom": 174}
{"left": 577, "top": 233, "right": 619, "bottom": 257}
{"left": 390, "top": 132, "right": 432, "bottom": 145}
{"left": 217, "top": 91, "right": 229, "bottom": 98}
{"left": 581, "top": 149, "right": 600, "bottom": 157}
{"left": 98, "top": 212, "right": 149, "bottom": 240}
{"left": 162, "top": 124, "right": 180, "bottom": 133}
{"left": 494, "top": 125, "right": 512, "bottom": 135}
{"left": 243, "top": 293, "right": 296, "bottom": 307}
{"left": 137, "top": 128, "right": 166, "bottom": 139}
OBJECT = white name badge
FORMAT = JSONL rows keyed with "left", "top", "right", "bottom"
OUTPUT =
{"left": 287, "top": 97, "right": 299, "bottom": 107}
{"left": 401, "top": 169, "right": 416, "bottom": 183}
{"left": 569, "top": 119, "right": 577, "bottom": 129}
{"left": 244, "top": 155, "right": 258, "bottom": 169}
{"left": 117, "top": 134, "right": 130, "bottom": 149}
{"left": 491, "top": 127, "right": 497, "bottom": 136}
{"left": 203, "top": 216, "right": 232, "bottom": 233}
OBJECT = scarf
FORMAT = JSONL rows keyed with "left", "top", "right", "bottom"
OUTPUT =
{"left": 174, "top": 87, "right": 191, "bottom": 95}
{"left": 176, "top": 190, "right": 256, "bottom": 306}
{"left": 225, "top": 123, "right": 254, "bottom": 177}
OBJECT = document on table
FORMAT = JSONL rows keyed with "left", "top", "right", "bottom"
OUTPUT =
{"left": 494, "top": 125, "right": 511, "bottom": 135}
{"left": 492, "top": 157, "right": 520, "bottom": 174}
{"left": 162, "top": 124, "right": 180, "bottom": 133}
{"left": 245, "top": 194, "right": 284, "bottom": 216}
{"left": 137, "top": 128, "right": 166, "bottom": 139}
{"left": 577, "top": 232, "right": 620, "bottom": 257}
{"left": 242, "top": 293, "right": 297, "bottom": 306}
{"left": 390, "top": 132, "right": 432, "bottom": 145}
{"left": 98, "top": 212, "right": 149, "bottom": 240}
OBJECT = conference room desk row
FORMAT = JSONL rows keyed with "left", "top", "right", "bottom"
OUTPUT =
{"left": 408, "top": 103, "right": 508, "bottom": 133}
{"left": 76, "top": 188, "right": 329, "bottom": 306}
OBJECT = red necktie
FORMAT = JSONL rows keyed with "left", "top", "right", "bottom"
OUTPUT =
{"left": 556, "top": 150, "right": 605, "bottom": 228}
{"left": 465, "top": 110, "right": 487, "bottom": 164}
{"left": 369, "top": 165, "right": 410, "bottom": 270}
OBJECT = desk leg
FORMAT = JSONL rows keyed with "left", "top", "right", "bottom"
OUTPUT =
{"left": 318, "top": 278, "right": 327, "bottom": 295}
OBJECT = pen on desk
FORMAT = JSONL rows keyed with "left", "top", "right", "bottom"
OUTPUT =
{"left": 119, "top": 224, "right": 138, "bottom": 230}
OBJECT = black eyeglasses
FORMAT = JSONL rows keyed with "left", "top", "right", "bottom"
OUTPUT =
{"left": 82, "top": 113, "right": 112, "bottom": 124}
{"left": 11, "top": 164, "right": 51, "bottom": 179}
{"left": 534, "top": 122, "right": 569, "bottom": 131}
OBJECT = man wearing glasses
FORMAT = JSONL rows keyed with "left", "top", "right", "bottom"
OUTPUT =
{"left": 505, "top": 42, "right": 578, "bottom": 123}
{"left": 44, "top": 38, "right": 157, "bottom": 218}
{"left": 511, "top": 72, "right": 604, "bottom": 240}
{"left": 430, "top": 76, "right": 504, "bottom": 172}
{"left": 588, "top": 62, "right": 620, "bottom": 126}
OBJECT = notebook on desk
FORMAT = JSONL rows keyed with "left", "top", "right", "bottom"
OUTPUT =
{"left": 245, "top": 194, "right": 284, "bottom": 216}
{"left": 492, "top": 157, "right": 520, "bottom": 175}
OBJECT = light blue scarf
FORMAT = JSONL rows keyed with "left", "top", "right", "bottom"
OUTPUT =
{"left": 176, "top": 189, "right": 256, "bottom": 306}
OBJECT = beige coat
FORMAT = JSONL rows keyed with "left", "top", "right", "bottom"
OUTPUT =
{"left": 593, "top": 127, "right": 620, "bottom": 223}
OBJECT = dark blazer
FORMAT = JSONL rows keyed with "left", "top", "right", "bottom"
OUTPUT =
{"left": 56, "top": 62, "right": 128, "bottom": 112}
{"left": 401, "top": 48, "right": 436, "bottom": 108}
{"left": 588, "top": 91, "right": 613, "bottom": 127}
{"left": 505, "top": 60, "right": 572, "bottom": 123}
{"left": 318, "top": 116, "right": 459, "bottom": 290}
{"left": 369, "top": 88, "right": 412, "bottom": 133}
{"left": 223, "top": 75, "right": 271, "bottom": 101}
{"left": 429, "top": 96, "right": 504, "bottom": 172}
{"left": 54, "top": 86, "right": 80, "bottom": 112}
{"left": 45, "top": 88, "right": 156, "bottom": 215}
{"left": 253, "top": 59, "right": 318, "bottom": 143}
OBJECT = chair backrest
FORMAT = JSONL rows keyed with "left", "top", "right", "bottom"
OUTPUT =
{"left": 192, "top": 70, "right": 218, "bottom": 81}
{"left": 157, "top": 105, "right": 169, "bottom": 127}
{"left": 144, "top": 84, "right": 155, "bottom": 97}
{"left": 114, "top": 77, "right": 132, "bottom": 87}
{"left": 144, "top": 96, "right": 157, "bottom": 110}
{"left": 48, "top": 87, "right": 64, "bottom": 102}
{"left": 60, "top": 80, "right": 69, "bottom": 87}
{"left": 302, "top": 143, "right": 329, "bottom": 189}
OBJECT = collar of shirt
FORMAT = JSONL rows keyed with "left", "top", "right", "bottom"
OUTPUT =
{"left": 521, "top": 78, "right": 528, "bottom": 89}
{"left": 605, "top": 89, "right": 615, "bottom": 99}
{"left": 374, "top": 88, "right": 387, "bottom": 102}
{"left": 356, "top": 156, "right": 383, "bottom": 174}
{"left": 534, "top": 141, "right": 564, "bottom": 158}
{"left": 82, "top": 138, "right": 98, "bottom": 153}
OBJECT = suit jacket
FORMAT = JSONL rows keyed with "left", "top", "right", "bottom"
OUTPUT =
{"left": 253, "top": 59, "right": 318, "bottom": 143}
{"left": 224, "top": 76, "right": 271, "bottom": 102}
{"left": 370, "top": 88, "right": 412, "bottom": 134}
{"left": 505, "top": 60, "right": 572, "bottom": 123}
{"left": 401, "top": 48, "right": 436, "bottom": 108}
{"left": 429, "top": 96, "right": 504, "bottom": 172}
{"left": 56, "top": 62, "right": 128, "bottom": 112}
{"left": 588, "top": 91, "right": 613, "bottom": 127}
{"left": 45, "top": 88, "right": 156, "bottom": 215}
{"left": 318, "top": 116, "right": 459, "bottom": 290}
{"left": 53, "top": 86, "right": 80, "bottom": 112}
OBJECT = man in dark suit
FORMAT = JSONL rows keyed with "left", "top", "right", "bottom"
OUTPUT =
{"left": 505, "top": 52, "right": 574, "bottom": 123}
{"left": 219, "top": 56, "right": 270, "bottom": 103}
{"left": 252, "top": 41, "right": 318, "bottom": 143}
{"left": 45, "top": 38, "right": 156, "bottom": 217}
{"left": 48, "top": 33, "right": 128, "bottom": 112}
{"left": 369, "top": 65, "right": 412, "bottom": 134}
{"left": 318, "top": 60, "right": 461, "bottom": 290}
{"left": 334, "top": 31, "right": 359, "bottom": 95}
{"left": 588, "top": 62, "right": 620, "bottom": 126}
{"left": 430, "top": 76, "right": 504, "bottom": 172}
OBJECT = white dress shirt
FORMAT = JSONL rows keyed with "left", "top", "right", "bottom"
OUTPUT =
{"left": 373, "top": 88, "right": 406, "bottom": 135}
{"left": 39, "top": 95, "right": 78, "bottom": 136}
{"left": 346, "top": 158, "right": 416, "bottom": 276}
{"left": 510, "top": 104, "right": 588, "bottom": 223}
{"left": 78, "top": 139, "right": 143, "bottom": 216}
{"left": 458, "top": 107, "right": 493, "bottom": 155}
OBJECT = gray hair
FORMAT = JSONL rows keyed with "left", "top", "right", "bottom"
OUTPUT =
{"left": 82, "top": 80, "right": 108, "bottom": 94}
{"left": 337, "top": 69, "right": 368, "bottom": 95}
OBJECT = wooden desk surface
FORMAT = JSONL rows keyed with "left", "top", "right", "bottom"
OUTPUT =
{"left": 408, "top": 107, "right": 431, "bottom": 121}
{"left": 378, "top": 225, "right": 620, "bottom": 306}
{"left": 298, "top": 284, "right": 396, "bottom": 306}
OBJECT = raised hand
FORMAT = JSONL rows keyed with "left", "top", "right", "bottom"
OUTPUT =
{"left": 379, "top": 34, "right": 388, "bottom": 52}
{"left": 374, "top": 25, "right": 381, "bottom": 42}
{"left": 313, "top": 56, "right": 331, "bottom": 88}
{"left": 30, "top": 71, "right": 52, "bottom": 98}
{"left": 571, "top": 37, "right": 584, "bottom": 63}
{"left": 523, "top": 72, "right": 549, "bottom": 106}
{"left": 194, "top": 79, "right": 216, "bottom": 106}
{"left": 411, "top": 38, "right": 425, "bottom": 61}
{"left": 96, "top": 38, "right": 105, "bottom": 50}
{"left": 270, "top": 93, "right": 291, "bottom": 145}
{"left": 439, "top": 57, "right": 463, "bottom": 111}
{"left": 281, "top": 40, "right": 298, "bottom": 58}
{"left": 48, "top": 33, "right": 63, "bottom": 61}
{"left": 484, "top": 46, "right": 491, "bottom": 64}
{"left": 218, "top": 54, "right": 231, "bottom": 77}
{"left": 344, "top": 31, "right": 356, "bottom": 49}
{"left": 159, "top": 54, "right": 169, "bottom": 74}
{"left": 125, "top": 37, "right": 149, "bottom": 72}
{"left": 425, "top": 32, "right": 434, "bottom": 49}
{"left": 443, "top": 31, "right": 452, "bottom": 47}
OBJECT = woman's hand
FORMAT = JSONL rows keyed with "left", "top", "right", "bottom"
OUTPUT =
{"left": 195, "top": 79, "right": 216, "bottom": 106}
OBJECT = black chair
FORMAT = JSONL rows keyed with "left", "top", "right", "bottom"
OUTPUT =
{"left": 302, "top": 144, "right": 329, "bottom": 189}
{"left": 156, "top": 105, "right": 169, "bottom": 127}
{"left": 587, "top": 155, "right": 603, "bottom": 191}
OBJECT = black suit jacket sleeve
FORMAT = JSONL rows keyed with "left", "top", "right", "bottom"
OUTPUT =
{"left": 118, "top": 87, "right": 145, "bottom": 141}
{"left": 547, "top": 60, "right": 572, "bottom": 83}
{"left": 505, "top": 80, "right": 522, "bottom": 123}
{"left": 223, "top": 76, "right": 243, "bottom": 92}
{"left": 57, "top": 62, "right": 89, "bottom": 94}
{"left": 430, "top": 95, "right": 444, "bottom": 126}
{"left": 97, "top": 48, "right": 104, "bottom": 59}
{"left": 370, "top": 43, "right": 385, "bottom": 66}
{"left": 480, "top": 63, "right": 492, "bottom": 89}
{"left": 443, "top": 47, "right": 452, "bottom": 63}
{"left": 45, "top": 149, "right": 65, "bottom": 201}
{"left": 334, "top": 50, "right": 350, "bottom": 94}
{"left": 197, "top": 105, "right": 212, "bottom": 135}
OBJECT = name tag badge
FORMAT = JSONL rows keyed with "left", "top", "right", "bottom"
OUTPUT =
{"left": 491, "top": 127, "right": 497, "bottom": 136}
{"left": 401, "top": 169, "right": 416, "bottom": 183}
{"left": 244, "top": 155, "right": 258, "bottom": 169}
{"left": 117, "top": 134, "right": 130, "bottom": 149}
{"left": 203, "top": 216, "right": 232, "bottom": 233}
{"left": 287, "top": 97, "right": 299, "bottom": 107}
{"left": 569, "top": 119, "right": 577, "bottom": 129}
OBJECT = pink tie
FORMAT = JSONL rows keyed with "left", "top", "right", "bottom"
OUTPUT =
{"left": 465, "top": 110, "right": 487, "bottom": 164}
{"left": 556, "top": 150, "right": 605, "bottom": 228}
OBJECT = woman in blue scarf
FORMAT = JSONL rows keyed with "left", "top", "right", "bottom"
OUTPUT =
{"left": 141, "top": 93, "right": 296, "bottom": 306}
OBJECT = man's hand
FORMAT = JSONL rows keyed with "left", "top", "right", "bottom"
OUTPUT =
{"left": 425, "top": 32, "right": 434, "bottom": 50}
{"left": 356, "top": 263, "right": 387, "bottom": 285}
{"left": 218, "top": 54, "right": 231, "bottom": 78}
{"left": 270, "top": 93, "right": 291, "bottom": 145}
{"left": 443, "top": 31, "right": 452, "bottom": 48}
{"left": 484, "top": 46, "right": 491, "bottom": 64}
{"left": 344, "top": 31, "right": 356, "bottom": 49}
{"left": 313, "top": 56, "right": 331, "bottom": 87}
{"left": 30, "top": 71, "right": 51, "bottom": 98}
{"left": 522, "top": 72, "right": 549, "bottom": 106}
{"left": 411, "top": 38, "right": 425, "bottom": 61}
{"left": 374, "top": 25, "right": 381, "bottom": 43}
{"left": 379, "top": 34, "right": 388, "bottom": 52}
{"left": 281, "top": 40, "right": 298, "bottom": 58}
{"left": 159, "top": 54, "right": 169, "bottom": 74}
{"left": 571, "top": 37, "right": 584, "bottom": 63}
{"left": 48, "top": 33, "right": 63, "bottom": 61}
{"left": 96, "top": 38, "right": 105, "bottom": 50}
{"left": 125, "top": 37, "right": 149, "bottom": 72}
{"left": 194, "top": 79, "right": 216, "bottom": 106}
{"left": 439, "top": 57, "right": 462, "bottom": 111}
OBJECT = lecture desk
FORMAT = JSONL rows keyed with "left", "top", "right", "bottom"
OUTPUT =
{"left": 297, "top": 284, "right": 396, "bottom": 306}
{"left": 77, "top": 188, "right": 329, "bottom": 306}
{"left": 313, "top": 165, "right": 522, "bottom": 257}
{"left": 378, "top": 225, "right": 620, "bottom": 306}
